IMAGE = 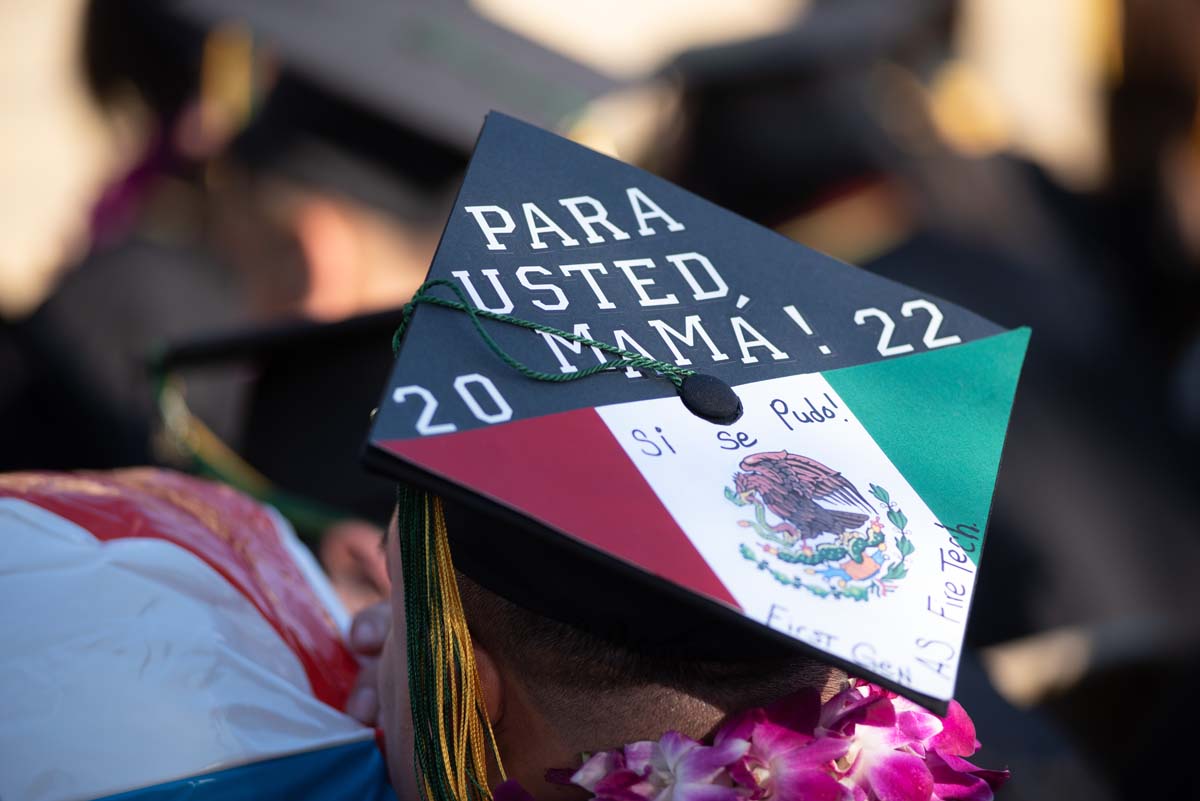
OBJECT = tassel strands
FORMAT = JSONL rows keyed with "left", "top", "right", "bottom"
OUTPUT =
{"left": 398, "top": 485, "right": 505, "bottom": 801}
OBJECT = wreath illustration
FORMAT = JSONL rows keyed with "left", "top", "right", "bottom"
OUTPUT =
{"left": 724, "top": 451, "right": 915, "bottom": 601}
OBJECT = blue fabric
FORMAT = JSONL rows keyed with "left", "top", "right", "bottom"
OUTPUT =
{"left": 94, "top": 739, "right": 399, "bottom": 801}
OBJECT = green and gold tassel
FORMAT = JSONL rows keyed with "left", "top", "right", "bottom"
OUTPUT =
{"left": 398, "top": 484, "right": 505, "bottom": 801}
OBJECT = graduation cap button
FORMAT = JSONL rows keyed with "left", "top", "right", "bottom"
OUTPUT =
{"left": 679, "top": 373, "right": 743, "bottom": 425}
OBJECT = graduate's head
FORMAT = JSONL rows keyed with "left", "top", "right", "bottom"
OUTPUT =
{"left": 375, "top": 499, "right": 847, "bottom": 801}
{"left": 212, "top": 71, "right": 463, "bottom": 322}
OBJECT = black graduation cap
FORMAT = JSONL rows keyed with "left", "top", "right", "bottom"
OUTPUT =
{"left": 664, "top": 0, "right": 953, "bottom": 84}
{"left": 229, "top": 69, "right": 470, "bottom": 222}
{"left": 144, "top": 0, "right": 615, "bottom": 531}
{"left": 651, "top": 0, "right": 954, "bottom": 226}
{"left": 163, "top": 0, "right": 615, "bottom": 217}
{"left": 155, "top": 311, "right": 404, "bottom": 534}
{"left": 367, "top": 112, "right": 1029, "bottom": 718}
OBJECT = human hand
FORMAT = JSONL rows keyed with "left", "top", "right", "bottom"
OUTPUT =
{"left": 344, "top": 600, "right": 391, "bottom": 725}
{"left": 320, "top": 520, "right": 391, "bottom": 617}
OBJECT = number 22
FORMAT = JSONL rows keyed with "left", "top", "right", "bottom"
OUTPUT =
{"left": 854, "top": 299, "right": 962, "bottom": 357}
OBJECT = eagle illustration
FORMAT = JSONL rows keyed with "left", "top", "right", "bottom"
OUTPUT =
{"left": 733, "top": 451, "right": 875, "bottom": 540}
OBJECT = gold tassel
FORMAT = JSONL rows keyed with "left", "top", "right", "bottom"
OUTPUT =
{"left": 405, "top": 490, "right": 505, "bottom": 801}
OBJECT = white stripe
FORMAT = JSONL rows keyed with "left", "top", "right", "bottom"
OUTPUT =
{"left": 0, "top": 499, "right": 371, "bottom": 801}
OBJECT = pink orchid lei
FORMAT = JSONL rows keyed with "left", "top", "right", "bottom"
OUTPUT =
{"left": 526, "top": 681, "right": 1008, "bottom": 801}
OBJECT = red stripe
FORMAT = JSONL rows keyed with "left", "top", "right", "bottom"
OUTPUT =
{"left": 382, "top": 408, "right": 739, "bottom": 609}
{"left": 0, "top": 470, "right": 359, "bottom": 712}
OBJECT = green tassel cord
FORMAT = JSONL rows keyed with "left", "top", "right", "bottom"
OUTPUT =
{"left": 398, "top": 484, "right": 504, "bottom": 801}
{"left": 392, "top": 279, "right": 695, "bottom": 388}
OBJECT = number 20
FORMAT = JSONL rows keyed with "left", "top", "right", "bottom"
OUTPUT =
{"left": 854, "top": 299, "right": 962, "bottom": 357}
{"left": 392, "top": 373, "right": 513, "bottom": 435}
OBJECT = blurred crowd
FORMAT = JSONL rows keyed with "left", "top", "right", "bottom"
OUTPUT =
{"left": 3, "top": 1, "right": 1200, "bottom": 799}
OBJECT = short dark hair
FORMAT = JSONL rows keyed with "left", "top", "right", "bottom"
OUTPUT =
{"left": 457, "top": 572, "right": 845, "bottom": 738}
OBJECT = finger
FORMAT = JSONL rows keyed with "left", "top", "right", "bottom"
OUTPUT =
{"left": 349, "top": 601, "right": 392, "bottom": 654}
{"left": 348, "top": 537, "right": 392, "bottom": 595}
{"left": 346, "top": 650, "right": 381, "bottom": 724}
{"left": 345, "top": 682, "right": 379, "bottom": 725}
{"left": 335, "top": 582, "right": 387, "bottom": 618}
{"left": 321, "top": 521, "right": 382, "bottom": 566}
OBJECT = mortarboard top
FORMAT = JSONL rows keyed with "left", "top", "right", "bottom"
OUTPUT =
{"left": 228, "top": 70, "right": 469, "bottom": 222}
{"left": 155, "top": 310, "right": 404, "bottom": 534}
{"left": 83, "top": 0, "right": 209, "bottom": 119}
{"left": 163, "top": 0, "right": 616, "bottom": 207}
{"left": 367, "top": 113, "right": 1029, "bottom": 715}
{"left": 662, "top": 0, "right": 953, "bottom": 87}
{"left": 652, "top": 0, "right": 954, "bottom": 225}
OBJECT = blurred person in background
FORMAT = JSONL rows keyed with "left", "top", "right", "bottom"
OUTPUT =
{"left": 207, "top": 72, "right": 462, "bottom": 325}
{"left": 0, "top": 0, "right": 254, "bottom": 474}
{"left": 148, "top": 62, "right": 471, "bottom": 611}
{"left": 136, "top": 0, "right": 614, "bottom": 614}
{"left": 1099, "top": 0, "right": 1200, "bottom": 445}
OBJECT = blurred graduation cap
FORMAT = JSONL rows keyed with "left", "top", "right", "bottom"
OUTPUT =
{"left": 650, "top": 0, "right": 954, "bottom": 226}
{"left": 154, "top": 310, "right": 405, "bottom": 537}
{"left": 366, "top": 110, "right": 1030, "bottom": 790}
{"left": 146, "top": 0, "right": 616, "bottom": 535}
{"left": 664, "top": 0, "right": 953, "bottom": 85}
{"left": 83, "top": 0, "right": 211, "bottom": 121}
{"left": 161, "top": 0, "right": 616, "bottom": 216}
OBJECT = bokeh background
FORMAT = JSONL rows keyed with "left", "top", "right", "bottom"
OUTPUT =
{"left": 3, "top": 2, "right": 1199, "bottom": 799}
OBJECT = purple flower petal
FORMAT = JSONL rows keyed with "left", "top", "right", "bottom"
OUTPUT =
{"left": 930, "top": 773, "right": 993, "bottom": 801}
{"left": 927, "top": 751, "right": 1008, "bottom": 801}
{"left": 794, "top": 736, "right": 851, "bottom": 767}
{"left": 930, "top": 702, "right": 976, "bottom": 758}
{"left": 716, "top": 709, "right": 762, "bottom": 746}
{"left": 842, "top": 706, "right": 914, "bottom": 753}
{"left": 659, "top": 731, "right": 703, "bottom": 772}
{"left": 575, "top": 751, "right": 625, "bottom": 791}
{"left": 625, "top": 741, "right": 656, "bottom": 774}
{"left": 726, "top": 758, "right": 761, "bottom": 796}
{"left": 821, "top": 684, "right": 898, "bottom": 736}
{"left": 595, "top": 770, "right": 666, "bottom": 801}
{"left": 859, "top": 696, "right": 898, "bottom": 730}
{"left": 668, "top": 784, "right": 748, "bottom": 801}
{"left": 930, "top": 753, "right": 979, "bottom": 774}
{"left": 748, "top": 721, "right": 813, "bottom": 760}
{"left": 969, "top": 769, "right": 1009, "bottom": 789}
{"left": 598, "top": 785, "right": 661, "bottom": 801}
{"left": 771, "top": 768, "right": 850, "bottom": 801}
{"left": 596, "top": 769, "right": 646, "bottom": 793}
{"left": 865, "top": 752, "right": 934, "bottom": 801}
{"left": 675, "top": 737, "right": 750, "bottom": 785}
{"left": 819, "top": 686, "right": 876, "bottom": 733}
{"left": 928, "top": 752, "right": 1009, "bottom": 795}
{"left": 895, "top": 710, "right": 942, "bottom": 745}
{"left": 759, "top": 738, "right": 850, "bottom": 800}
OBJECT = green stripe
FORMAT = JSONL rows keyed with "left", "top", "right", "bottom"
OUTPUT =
{"left": 825, "top": 328, "right": 1030, "bottom": 564}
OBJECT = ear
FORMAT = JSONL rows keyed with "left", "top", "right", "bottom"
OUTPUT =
{"left": 473, "top": 641, "right": 505, "bottom": 725}
{"left": 292, "top": 198, "right": 362, "bottom": 320}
